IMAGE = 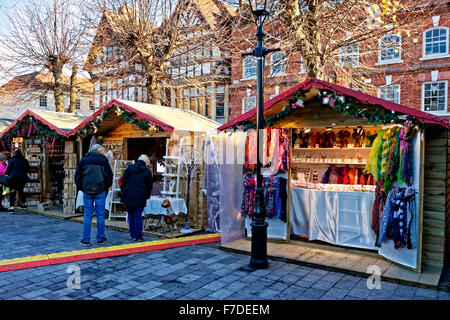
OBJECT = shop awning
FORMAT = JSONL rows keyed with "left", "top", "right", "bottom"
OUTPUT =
{"left": 67, "top": 99, "right": 221, "bottom": 137}
{"left": 0, "top": 110, "right": 88, "bottom": 139}
{"left": 218, "top": 78, "right": 450, "bottom": 131}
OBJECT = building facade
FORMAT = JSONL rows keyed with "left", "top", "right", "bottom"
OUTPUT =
{"left": 228, "top": 2, "right": 450, "bottom": 121}
{"left": 0, "top": 72, "right": 94, "bottom": 119}
{"left": 86, "top": 0, "right": 236, "bottom": 124}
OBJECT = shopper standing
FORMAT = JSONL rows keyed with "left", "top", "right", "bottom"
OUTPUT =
{"left": 120, "top": 154, "right": 153, "bottom": 241}
{"left": 5, "top": 149, "right": 30, "bottom": 214}
{"left": 75, "top": 144, "right": 113, "bottom": 246}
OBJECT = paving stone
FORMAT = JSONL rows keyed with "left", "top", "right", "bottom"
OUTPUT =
{"left": 347, "top": 287, "right": 373, "bottom": 299}
{"left": 137, "top": 288, "right": 168, "bottom": 299}
{"left": 92, "top": 288, "right": 121, "bottom": 299}
{"left": 414, "top": 288, "right": 439, "bottom": 299}
{"left": 185, "top": 288, "right": 214, "bottom": 299}
{"left": 311, "top": 280, "right": 336, "bottom": 291}
{"left": 298, "top": 288, "right": 327, "bottom": 300}
{"left": 207, "top": 288, "right": 234, "bottom": 300}
{"left": 321, "top": 288, "right": 349, "bottom": 300}
{"left": 177, "top": 274, "right": 202, "bottom": 283}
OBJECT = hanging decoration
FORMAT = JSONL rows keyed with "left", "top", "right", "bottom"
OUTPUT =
{"left": 0, "top": 115, "right": 65, "bottom": 151}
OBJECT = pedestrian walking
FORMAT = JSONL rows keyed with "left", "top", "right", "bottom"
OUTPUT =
{"left": 120, "top": 154, "right": 153, "bottom": 242}
{"left": 0, "top": 153, "right": 9, "bottom": 211}
{"left": 5, "top": 149, "right": 30, "bottom": 214}
{"left": 75, "top": 144, "right": 113, "bottom": 246}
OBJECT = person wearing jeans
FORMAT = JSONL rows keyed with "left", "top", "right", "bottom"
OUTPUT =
{"left": 75, "top": 144, "right": 113, "bottom": 246}
{"left": 82, "top": 191, "right": 106, "bottom": 244}
{"left": 120, "top": 154, "right": 153, "bottom": 241}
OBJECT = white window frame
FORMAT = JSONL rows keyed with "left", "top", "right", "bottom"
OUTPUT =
{"left": 270, "top": 52, "right": 287, "bottom": 77}
{"left": 422, "top": 80, "right": 448, "bottom": 115}
{"left": 39, "top": 95, "right": 48, "bottom": 108}
{"left": 242, "top": 57, "right": 257, "bottom": 80}
{"left": 339, "top": 43, "right": 359, "bottom": 68}
{"left": 377, "top": 34, "right": 403, "bottom": 65}
{"left": 421, "top": 27, "right": 450, "bottom": 60}
{"left": 75, "top": 99, "right": 81, "bottom": 110}
{"left": 378, "top": 84, "right": 401, "bottom": 104}
{"left": 242, "top": 96, "right": 256, "bottom": 114}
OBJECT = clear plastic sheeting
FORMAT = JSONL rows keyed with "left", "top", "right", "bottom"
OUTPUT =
{"left": 218, "top": 131, "right": 247, "bottom": 245}
{"left": 203, "top": 133, "right": 220, "bottom": 233}
{"left": 290, "top": 188, "right": 377, "bottom": 250}
{"left": 378, "top": 131, "right": 421, "bottom": 269}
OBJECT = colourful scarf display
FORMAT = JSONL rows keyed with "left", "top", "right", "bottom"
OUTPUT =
{"left": 364, "top": 129, "right": 385, "bottom": 180}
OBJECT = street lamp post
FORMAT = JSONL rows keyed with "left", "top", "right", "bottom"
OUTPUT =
{"left": 242, "top": 0, "right": 280, "bottom": 269}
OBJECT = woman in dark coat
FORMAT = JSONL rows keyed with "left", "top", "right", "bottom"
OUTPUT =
{"left": 120, "top": 154, "right": 153, "bottom": 241}
{"left": 5, "top": 149, "right": 30, "bottom": 213}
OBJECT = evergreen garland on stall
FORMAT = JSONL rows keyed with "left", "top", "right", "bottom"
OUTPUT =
{"left": 228, "top": 87, "right": 431, "bottom": 132}
{"left": 73, "top": 105, "right": 165, "bottom": 138}
{"left": 0, "top": 116, "right": 65, "bottom": 151}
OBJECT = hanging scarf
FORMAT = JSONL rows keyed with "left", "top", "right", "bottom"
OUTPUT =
{"left": 243, "top": 130, "right": 257, "bottom": 174}
{"left": 263, "top": 176, "right": 276, "bottom": 219}
{"left": 241, "top": 175, "right": 256, "bottom": 218}
{"left": 310, "top": 132, "right": 322, "bottom": 148}
{"left": 372, "top": 180, "right": 385, "bottom": 246}
{"left": 382, "top": 127, "right": 401, "bottom": 193}
{"left": 400, "top": 127, "right": 416, "bottom": 186}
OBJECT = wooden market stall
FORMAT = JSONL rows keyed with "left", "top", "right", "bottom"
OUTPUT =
{"left": 218, "top": 78, "right": 449, "bottom": 287}
{"left": 66, "top": 99, "right": 220, "bottom": 233}
{"left": 0, "top": 110, "right": 87, "bottom": 208}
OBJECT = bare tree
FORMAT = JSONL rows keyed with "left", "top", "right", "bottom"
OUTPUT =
{"left": 83, "top": 0, "right": 236, "bottom": 118}
{"left": 224, "top": 0, "right": 446, "bottom": 91}
{"left": 83, "top": 0, "right": 189, "bottom": 105}
{"left": 0, "top": 0, "right": 90, "bottom": 112}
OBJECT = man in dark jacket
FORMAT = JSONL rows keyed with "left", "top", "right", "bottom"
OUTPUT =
{"left": 75, "top": 144, "right": 113, "bottom": 246}
{"left": 6, "top": 149, "right": 30, "bottom": 214}
{"left": 121, "top": 154, "right": 153, "bottom": 242}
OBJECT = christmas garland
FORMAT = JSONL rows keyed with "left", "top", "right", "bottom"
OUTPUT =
{"left": 228, "top": 87, "right": 425, "bottom": 132}
{"left": 0, "top": 116, "right": 65, "bottom": 151}
{"left": 73, "top": 105, "right": 164, "bottom": 138}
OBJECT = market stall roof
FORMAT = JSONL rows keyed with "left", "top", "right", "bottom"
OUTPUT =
{"left": 0, "top": 110, "right": 88, "bottom": 138}
{"left": 67, "top": 99, "right": 221, "bottom": 137}
{"left": 218, "top": 78, "right": 450, "bottom": 131}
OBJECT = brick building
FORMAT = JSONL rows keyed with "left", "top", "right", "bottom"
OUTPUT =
{"left": 228, "top": 2, "right": 450, "bottom": 121}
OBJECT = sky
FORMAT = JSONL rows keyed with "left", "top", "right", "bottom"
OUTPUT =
{"left": 0, "top": 0, "right": 92, "bottom": 85}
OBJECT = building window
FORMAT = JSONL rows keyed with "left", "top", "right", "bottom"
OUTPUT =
{"left": 242, "top": 57, "right": 257, "bottom": 79}
{"left": 39, "top": 96, "right": 47, "bottom": 108}
{"left": 270, "top": 52, "right": 286, "bottom": 77}
{"left": 423, "top": 27, "right": 449, "bottom": 57}
{"left": 379, "top": 34, "right": 402, "bottom": 63}
{"left": 242, "top": 96, "right": 256, "bottom": 114}
{"left": 299, "top": 56, "right": 307, "bottom": 74}
{"left": 216, "top": 85, "right": 225, "bottom": 118}
{"left": 75, "top": 99, "right": 81, "bottom": 110}
{"left": 339, "top": 43, "right": 359, "bottom": 68}
{"left": 89, "top": 100, "right": 94, "bottom": 111}
{"left": 422, "top": 81, "right": 448, "bottom": 113}
{"left": 378, "top": 85, "right": 400, "bottom": 104}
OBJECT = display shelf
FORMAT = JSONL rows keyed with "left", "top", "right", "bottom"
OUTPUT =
{"left": 293, "top": 147, "right": 371, "bottom": 151}
{"left": 292, "top": 161, "right": 367, "bottom": 166}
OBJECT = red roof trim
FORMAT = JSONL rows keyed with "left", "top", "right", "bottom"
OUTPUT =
{"left": 218, "top": 78, "right": 450, "bottom": 131}
{"left": 67, "top": 99, "right": 175, "bottom": 138}
{"left": 0, "top": 109, "right": 68, "bottom": 138}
